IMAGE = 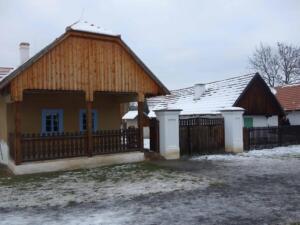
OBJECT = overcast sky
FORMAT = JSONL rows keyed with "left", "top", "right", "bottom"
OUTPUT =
{"left": 1, "top": 0, "right": 300, "bottom": 89}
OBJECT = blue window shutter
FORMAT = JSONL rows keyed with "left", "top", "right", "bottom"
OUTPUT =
{"left": 41, "top": 110, "right": 46, "bottom": 133}
{"left": 93, "top": 110, "right": 98, "bottom": 132}
{"left": 59, "top": 109, "right": 64, "bottom": 133}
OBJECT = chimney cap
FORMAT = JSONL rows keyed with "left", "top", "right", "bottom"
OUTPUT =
{"left": 19, "top": 42, "right": 30, "bottom": 47}
{"left": 194, "top": 83, "right": 206, "bottom": 86}
{"left": 193, "top": 83, "right": 206, "bottom": 100}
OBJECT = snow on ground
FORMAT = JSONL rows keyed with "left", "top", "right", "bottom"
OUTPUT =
{"left": 0, "top": 163, "right": 208, "bottom": 210}
{"left": 192, "top": 145, "right": 300, "bottom": 161}
{"left": 1, "top": 146, "right": 300, "bottom": 225}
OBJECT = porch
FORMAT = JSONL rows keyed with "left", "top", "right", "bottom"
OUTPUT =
{"left": 9, "top": 128, "right": 141, "bottom": 163}
{"left": 8, "top": 90, "right": 147, "bottom": 165}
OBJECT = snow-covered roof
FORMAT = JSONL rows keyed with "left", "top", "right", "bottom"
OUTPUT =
{"left": 0, "top": 67, "right": 13, "bottom": 82}
{"left": 67, "top": 20, "right": 119, "bottom": 36}
{"left": 122, "top": 110, "right": 138, "bottom": 120}
{"left": 147, "top": 73, "right": 256, "bottom": 115}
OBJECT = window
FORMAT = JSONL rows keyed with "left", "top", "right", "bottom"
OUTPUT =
{"left": 42, "top": 109, "right": 63, "bottom": 133}
{"left": 244, "top": 117, "right": 253, "bottom": 128}
{"left": 79, "top": 109, "right": 98, "bottom": 132}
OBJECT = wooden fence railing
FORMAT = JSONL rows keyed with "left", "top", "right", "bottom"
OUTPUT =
{"left": 244, "top": 125, "right": 300, "bottom": 150}
{"left": 180, "top": 117, "right": 225, "bottom": 155}
{"left": 93, "top": 128, "right": 140, "bottom": 155}
{"left": 20, "top": 132, "right": 87, "bottom": 162}
{"left": 9, "top": 128, "right": 141, "bottom": 163}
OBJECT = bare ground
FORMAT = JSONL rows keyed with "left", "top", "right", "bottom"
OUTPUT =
{"left": 0, "top": 147, "right": 300, "bottom": 225}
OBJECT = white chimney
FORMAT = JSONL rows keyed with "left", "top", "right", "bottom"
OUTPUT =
{"left": 194, "top": 83, "right": 206, "bottom": 100}
{"left": 19, "top": 42, "right": 30, "bottom": 64}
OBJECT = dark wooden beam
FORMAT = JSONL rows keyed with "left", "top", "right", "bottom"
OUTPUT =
{"left": 14, "top": 101, "right": 22, "bottom": 165}
{"left": 138, "top": 101, "right": 144, "bottom": 150}
{"left": 86, "top": 101, "right": 93, "bottom": 157}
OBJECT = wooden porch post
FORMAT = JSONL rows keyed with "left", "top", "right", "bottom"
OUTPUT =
{"left": 138, "top": 93, "right": 144, "bottom": 150}
{"left": 86, "top": 101, "right": 93, "bottom": 157}
{"left": 14, "top": 101, "right": 22, "bottom": 165}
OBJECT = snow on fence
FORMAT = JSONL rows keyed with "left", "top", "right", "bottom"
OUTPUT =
{"left": 243, "top": 125, "right": 300, "bottom": 150}
{"left": 179, "top": 117, "right": 225, "bottom": 155}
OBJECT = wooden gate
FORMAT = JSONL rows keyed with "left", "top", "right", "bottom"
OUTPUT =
{"left": 180, "top": 117, "right": 225, "bottom": 156}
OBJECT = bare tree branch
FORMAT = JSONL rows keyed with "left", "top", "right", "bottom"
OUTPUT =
{"left": 249, "top": 43, "right": 279, "bottom": 87}
{"left": 277, "top": 42, "right": 300, "bottom": 84}
{"left": 249, "top": 42, "right": 300, "bottom": 86}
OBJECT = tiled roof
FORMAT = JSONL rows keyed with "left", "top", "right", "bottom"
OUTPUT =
{"left": 275, "top": 84, "right": 300, "bottom": 111}
{"left": 147, "top": 73, "right": 256, "bottom": 115}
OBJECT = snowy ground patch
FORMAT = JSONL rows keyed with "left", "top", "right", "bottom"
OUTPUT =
{"left": 0, "top": 163, "right": 208, "bottom": 210}
{"left": 192, "top": 145, "right": 300, "bottom": 161}
{"left": 1, "top": 147, "right": 300, "bottom": 225}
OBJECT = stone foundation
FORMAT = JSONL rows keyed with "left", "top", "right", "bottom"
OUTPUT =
{"left": 8, "top": 151, "right": 145, "bottom": 175}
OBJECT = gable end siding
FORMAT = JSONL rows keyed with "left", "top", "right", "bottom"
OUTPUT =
{"left": 8, "top": 33, "right": 167, "bottom": 101}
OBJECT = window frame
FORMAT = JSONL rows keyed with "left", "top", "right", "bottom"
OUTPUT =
{"left": 79, "top": 109, "right": 98, "bottom": 132}
{"left": 41, "top": 109, "right": 64, "bottom": 134}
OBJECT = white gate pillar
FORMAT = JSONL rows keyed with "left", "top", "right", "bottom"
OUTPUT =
{"left": 0, "top": 141, "right": 9, "bottom": 165}
{"left": 154, "top": 109, "right": 182, "bottom": 159}
{"left": 221, "top": 107, "right": 245, "bottom": 153}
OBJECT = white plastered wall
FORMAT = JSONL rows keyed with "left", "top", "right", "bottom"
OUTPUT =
{"left": 221, "top": 108, "right": 245, "bottom": 153}
{"left": 286, "top": 111, "right": 300, "bottom": 125}
{"left": 244, "top": 115, "right": 278, "bottom": 127}
{"left": 155, "top": 109, "right": 181, "bottom": 159}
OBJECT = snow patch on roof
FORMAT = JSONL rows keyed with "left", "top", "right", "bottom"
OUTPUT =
{"left": 67, "top": 20, "right": 119, "bottom": 36}
{"left": 122, "top": 110, "right": 138, "bottom": 120}
{"left": 148, "top": 110, "right": 156, "bottom": 118}
{"left": 147, "top": 73, "right": 256, "bottom": 115}
{"left": 0, "top": 67, "right": 14, "bottom": 82}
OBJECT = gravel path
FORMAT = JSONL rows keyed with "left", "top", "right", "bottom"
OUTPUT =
{"left": 0, "top": 146, "right": 300, "bottom": 225}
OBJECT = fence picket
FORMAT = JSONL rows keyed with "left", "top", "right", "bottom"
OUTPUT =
{"left": 244, "top": 125, "right": 300, "bottom": 150}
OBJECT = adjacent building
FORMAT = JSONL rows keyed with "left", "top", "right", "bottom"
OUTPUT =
{"left": 276, "top": 84, "right": 300, "bottom": 125}
{"left": 147, "top": 73, "right": 284, "bottom": 128}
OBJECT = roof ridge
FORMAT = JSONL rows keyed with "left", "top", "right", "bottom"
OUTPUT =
{"left": 0, "top": 67, "right": 14, "bottom": 69}
{"left": 206, "top": 73, "right": 256, "bottom": 85}
{"left": 276, "top": 82, "right": 300, "bottom": 88}
{"left": 170, "top": 73, "right": 256, "bottom": 92}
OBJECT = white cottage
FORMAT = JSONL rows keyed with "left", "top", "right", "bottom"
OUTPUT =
{"left": 147, "top": 73, "right": 284, "bottom": 128}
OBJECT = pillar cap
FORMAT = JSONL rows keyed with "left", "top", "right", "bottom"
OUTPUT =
{"left": 154, "top": 109, "right": 182, "bottom": 112}
{"left": 220, "top": 107, "right": 245, "bottom": 112}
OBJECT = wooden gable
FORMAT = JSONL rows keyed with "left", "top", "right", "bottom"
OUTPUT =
{"left": 7, "top": 30, "right": 169, "bottom": 101}
{"left": 234, "top": 74, "right": 284, "bottom": 116}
